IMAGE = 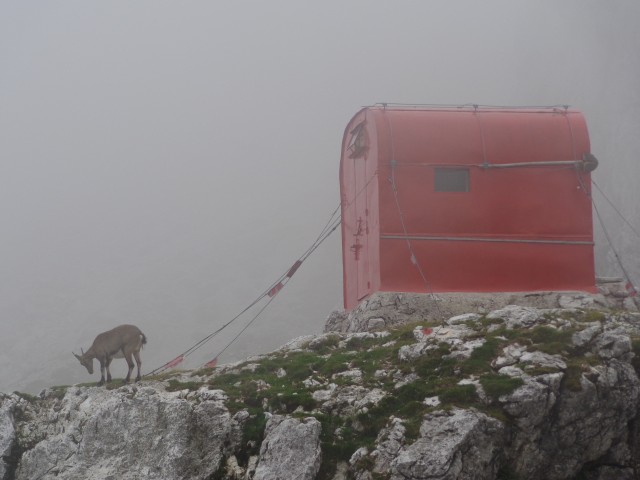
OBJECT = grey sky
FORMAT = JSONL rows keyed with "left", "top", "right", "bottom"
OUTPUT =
{"left": 1, "top": 1, "right": 639, "bottom": 392}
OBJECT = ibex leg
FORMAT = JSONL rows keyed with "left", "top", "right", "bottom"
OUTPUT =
{"left": 134, "top": 350, "right": 142, "bottom": 382}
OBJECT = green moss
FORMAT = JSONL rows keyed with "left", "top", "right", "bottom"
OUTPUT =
{"left": 13, "top": 391, "right": 39, "bottom": 403}
{"left": 312, "top": 414, "right": 372, "bottom": 480}
{"left": 75, "top": 381, "right": 100, "bottom": 387}
{"left": 478, "top": 316, "right": 504, "bottom": 329}
{"left": 395, "top": 381, "right": 437, "bottom": 404}
{"left": 355, "top": 399, "right": 397, "bottom": 442}
{"left": 268, "top": 390, "right": 316, "bottom": 413}
{"left": 563, "top": 364, "right": 585, "bottom": 392}
{"left": 413, "top": 353, "right": 456, "bottom": 380}
{"left": 48, "top": 386, "right": 68, "bottom": 400}
{"left": 479, "top": 375, "right": 524, "bottom": 400}
{"left": 208, "top": 372, "right": 242, "bottom": 388}
{"left": 491, "top": 325, "right": 575, "bottom": 356}
{"left": 316, "top": 353, "right": 353, "bottom": 377}
{"left": 479, "top": 405, "right": 512, "bottom": 424}
{"left": 345, "top": 335, "right": 378, "bottom": 351}
{"left": 581, "top": 310, "right": 607, "bottom": 323}
{"left": 388, "top": 321, "right": 437, "bottom": 343}
{"left": 562, "top": 357, "right": 602, "bottom": 392}
{"left": 438, "top": 384, "right": 477, "bottom": 405}
{"left": 352, "top": 346, "right": 396, "bottom": 381}
{"left": 462, "top": 337, "right": 503, "bottom": 375}
{"left": 235, "top": 413, "right": 268, "bottom": 465}
{"left": 255, "top": 352, "right": 322, "bottom": 382}
{"left": 522, "top": 366, "right": 560, "bottom": 376}
{"left": 527, "top": 326, "right": 574, "bottom": 355}
{"left": 165, "top": 379, "right": 205, "bottom": 392}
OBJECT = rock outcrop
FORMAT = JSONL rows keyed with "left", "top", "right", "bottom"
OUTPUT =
{"left": 3, "top": 294, "right": 640, "bottom": 479}
{"left": 390, "top": 409, "right": 504, "bottom": 480}
{"left": 253, "top": 415, "right": 322, "bottom": 480}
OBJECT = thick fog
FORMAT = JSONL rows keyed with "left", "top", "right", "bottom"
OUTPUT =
{"left": 1, "top": 1, "right": 639, "bottom": 393}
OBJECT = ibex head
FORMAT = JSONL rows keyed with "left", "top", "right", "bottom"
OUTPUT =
{"left": 73, "top": 348, "right": 94, "bottom": 374}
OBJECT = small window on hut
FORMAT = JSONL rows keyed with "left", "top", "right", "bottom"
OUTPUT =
{"left": 347, "top": 121, "right": 367, "bottom": 158}
{"left": 434, "top": 168, "right": 469, "bottom": 192}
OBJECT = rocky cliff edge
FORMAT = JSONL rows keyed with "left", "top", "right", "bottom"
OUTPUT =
{"left": 2, "top": 291, "right": 640, "bottom": 480}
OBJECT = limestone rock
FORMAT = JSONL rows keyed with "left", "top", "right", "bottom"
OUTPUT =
{"left": 253, "top": 415, "right": 322, "bottom": 480}
{"left": 0, "top": 394, "right": 18, "bottom": 480}
{"left": 397, "top": 342, "right": 437, "bottom": 361}
{"left": 370, "top": 417, "right": 406, "bottom": 473}
{"left": 317, "top": 385, "right": 386, "bottom": 416}
{"left": 390, "top": 409, "right": 504, "bottom": 480}
{"left": 504, "top": 362, "right": 640, "bottom": 479}
{"left": 367, "top": 317, "right": 386, "bottom": 330}
{"left": 572, "top": 322, "right": 603, "bottom": 348}
{"left": 446, "top": 313, "right": 481, "bottom": 325}
{"left": 519, "top": 351, "right": 567, "bottom": 371}
{"left": 332, "top": 369, "right": 363, "bottom": 384}
{"left": 486, "top": 305, "right": 542, "bottom": 329}
{"left": 14, "top": 386, "right": 241, "bottom": 480}
{"left": 446, "top": 338, "right": 486, "bottom": 360}
{"left": 325, "top": 310, "right": 350, "bottom": 333}
{"left": 492, "top": 344, "right": 526, "bottom": 368}
{"left": 559, "top": 293, "right": 596, "bottom": 309}
{"left": 592, "top": 330, "right": 633, "bottom": 361}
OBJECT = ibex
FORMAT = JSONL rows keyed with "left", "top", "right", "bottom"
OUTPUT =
{"left": 73, "top": 324, "right": 147, "bottom": 386}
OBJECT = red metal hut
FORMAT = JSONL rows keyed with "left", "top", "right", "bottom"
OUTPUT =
{"left": 339, "top": 105, "right": 597, "bottom": 310}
